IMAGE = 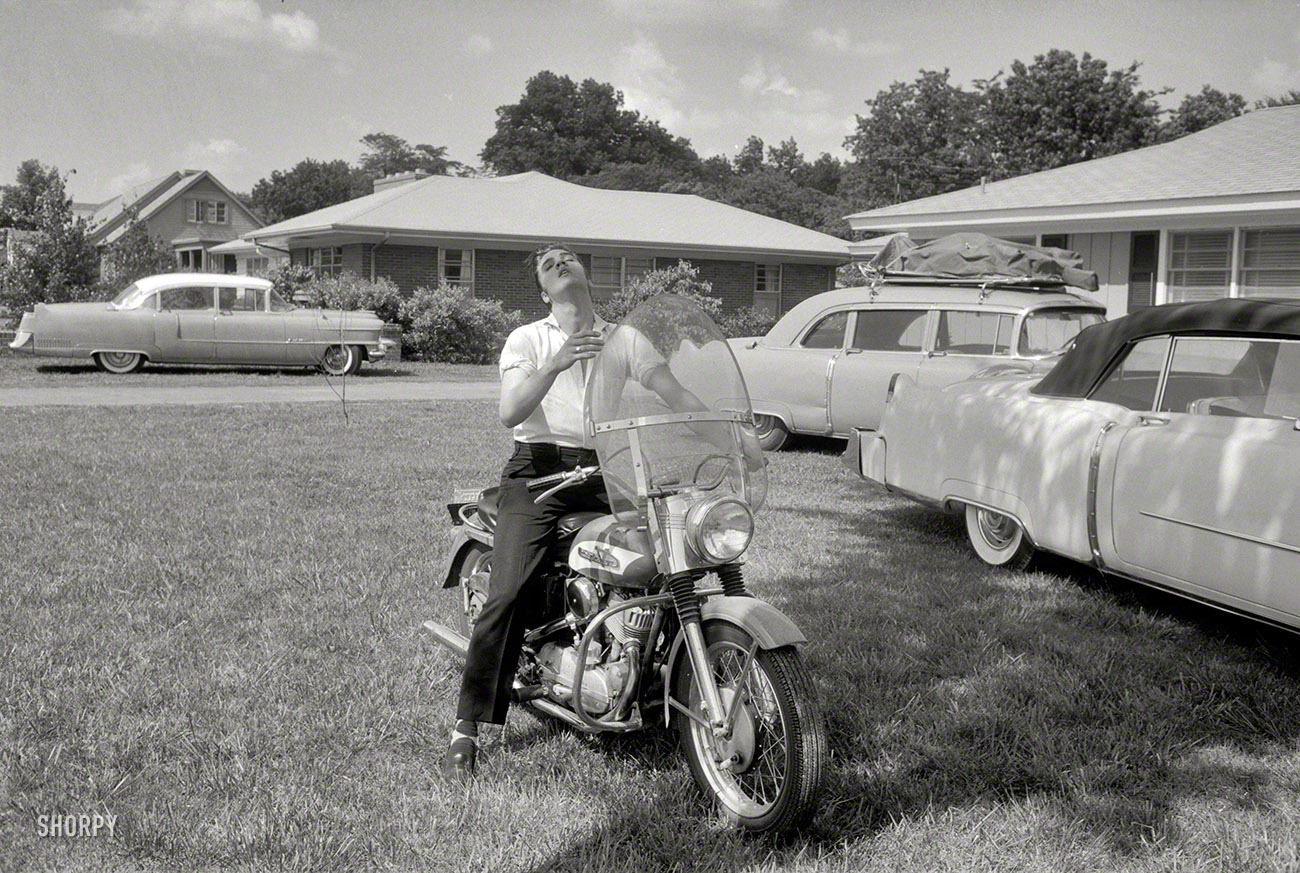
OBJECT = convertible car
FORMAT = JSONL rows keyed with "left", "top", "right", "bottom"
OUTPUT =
{"left": 848, "top": 297, "right": 1300, "bottom": 632}
{"left": 8, "top": 273, "right": 393, "bottom": 375}
{"left": 731, "top": 234, "right": 1106, "bottom": 450}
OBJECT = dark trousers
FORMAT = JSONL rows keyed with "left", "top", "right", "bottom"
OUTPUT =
{"left": 457, "top": 441, "right": 608, "bottom": 724}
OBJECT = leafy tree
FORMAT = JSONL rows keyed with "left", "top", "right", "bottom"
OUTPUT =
{"left": 1, "top": 159, "right": 67, "bottom": 229}
{"left": 250, "top": 159, "right": 370, "bottom": 224}
{"left": 1255, "top": 89, "right": 1300, "bottom": 108}
{"left": 1160, "top": 86, "right": 1247, "bottom": 141}
{"left": 842, "top": 69, "right": 985, "bottom": 209}
{"left": 577, "top": 161, "right": 691, "bottom": 192}
{"left": 480, "top": 71, "right": 698, "bottom": 178}
{"left": 0, "top": 174, "right": 98, "bottom": 316}
{"left": 765, "top": 138, "right": 804, "bottom": 178}
{"left": 704, "top": 170, "right": 852, "bottom": 239}
{"left": 357, "top": 132, "right": 464, "bottom": 181}
{"left": 734, "top": 136, "right": 767, "bottom": 175}
{"left": 977, "top": 49, "right": 1168, "bottom": 179}
{"left": 800, "top": 152, "right": 844, "bottom": 196}
{"left": 98, "top": 211, "right": 174, "bottom": 289}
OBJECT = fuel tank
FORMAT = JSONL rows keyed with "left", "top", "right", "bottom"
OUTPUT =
{"left": 568, "top": 514, "right": 657, "bottom": 589}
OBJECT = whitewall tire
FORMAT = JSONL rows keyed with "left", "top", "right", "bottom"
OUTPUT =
{"left": 320, "top": 344, "right": 361, "bottom": 376}
{"left": 964, "top": 504, "right": 1036, "bottom": 571}
{"left": 94, "top": 351, "right": 145, "bottom": 374}
{"left": 753, "top": 414, "right": 790, "bottom": 452}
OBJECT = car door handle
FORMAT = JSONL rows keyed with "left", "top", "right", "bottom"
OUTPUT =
{"left": 1138, "top": 414, "right": 1170, "bottom": 427}
{"left": 927, "top": 350, "right": 947, "bottom": 358}
{"left": 843, "top": 348, "right": 862, "bottom": 355}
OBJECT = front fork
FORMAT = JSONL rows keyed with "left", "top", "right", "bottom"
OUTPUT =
{"left": 667, "top": 572, "right": 734, "bottom": 742}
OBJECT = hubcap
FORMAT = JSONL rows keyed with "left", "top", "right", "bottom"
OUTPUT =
{"left": 977, "top": 509, "right": 1018, "bottom": 550}
{"left": 102, "top": 352, "right": 135, "bottom": 368}
{"left": 752, "top": 414, "right": 774, "bottom": 437}
{"left": 323, "top": 346, "right": 349, "bottom": 372}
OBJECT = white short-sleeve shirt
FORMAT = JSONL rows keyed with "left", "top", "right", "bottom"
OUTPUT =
{"left": 500, "top": 313, "right": 664, "bottom": 447}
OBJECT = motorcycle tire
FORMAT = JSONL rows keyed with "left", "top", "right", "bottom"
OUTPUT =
{"left": 672, "top": 621, "right": 825, "bottom": 834}
{"left": 451, "top": 542, "right": 492, "bottom": 639}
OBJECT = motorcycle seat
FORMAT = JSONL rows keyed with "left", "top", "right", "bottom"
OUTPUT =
{"left": 473, "top": 487, "right": 603, "bottom": 537}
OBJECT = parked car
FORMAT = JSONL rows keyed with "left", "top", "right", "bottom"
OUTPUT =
{"left": 730, "top": 283, "right": 1105, "bottom": 450}
{"left": 8, "top": 273, "right": 393, "bottom": 375}
{"left": 848, "top": 297, "right": 1300, "bottom": 631}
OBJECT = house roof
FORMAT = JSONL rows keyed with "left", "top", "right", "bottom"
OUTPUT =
{"left": 88, "top": 170, "right": 262, "bottom": 246}
{"left": 848, "top": 105, "right": 1300, "bottom": 230}
{"left": 246, "top": 171, "right": 850, "bottom": 261}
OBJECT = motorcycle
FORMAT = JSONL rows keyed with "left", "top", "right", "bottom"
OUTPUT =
{"left": 424, "top": 295, "right": 825, "bottom": 834}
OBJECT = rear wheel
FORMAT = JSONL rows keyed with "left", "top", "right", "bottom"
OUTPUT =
{"left": 964, "top": 504, "right": 1036, "bottom": 570}
{"left": 94, "top": 351, "right": 144, "bottom": 374}
{"left": 320, "top": 344, "right": 361, "bottom": 376}
{"left": 451, "top": 542, "right": 492, "bottom": 639}
{"left": 673, "top": 621, "right": 824, "bottom": 834}
{"left": 752, "top": 414, "right": 790, "bottom": 451}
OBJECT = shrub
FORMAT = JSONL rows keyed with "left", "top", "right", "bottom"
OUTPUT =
{"left": 264, "top": 262, "right": 315, "bottom": 305}
{"left": 716, "top": 306, "right": 779, "bottom": 338}
{"left": 398, "top": 281, "right": 524, "bottom": 363}
{"left": 97, "top": 213, "right": 174, "bottom": 291}
{"left": 297, "top": 271, "right": 403, "bottom": 324}
{"left": 597, "top": 260, "right": 722, "bottom": 324}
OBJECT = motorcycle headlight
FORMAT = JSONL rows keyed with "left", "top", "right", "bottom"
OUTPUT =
{"left": 685, "top": 496, "right": 754, "bottom": 563}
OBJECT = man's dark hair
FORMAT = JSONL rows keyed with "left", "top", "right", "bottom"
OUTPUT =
{"left": 523, "top": 243, "right": 579, "bottom": 296}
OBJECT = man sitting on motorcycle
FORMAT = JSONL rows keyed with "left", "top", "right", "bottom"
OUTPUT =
{"left": 445, "top": 243, "right": 703, "bottom": 779}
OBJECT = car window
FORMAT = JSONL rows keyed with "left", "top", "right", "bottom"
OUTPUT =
{"left": 159, "top": 286, "right": 214, "bottom": 311}
{"left": 269, "top": 289, "right": 295, "bottom": 312}
{"left": 1160, "top": 338, "right": 1300, "bottom": 419}
{"left": 136, "top": 292, "right": 158, "bottom": 311}
{"left": 851, "top": 310, "right": 928, "bottom": 352}
{"left": 1019, "top": 308, "right": 1105, "bottom": 356}
{"left": 935, "top": 311, "right": 1013, "bottom": 355}
{"left": 1089, "top": 336, "right": 1171, "bottom": 410}
{"left": 219, "top": 287, "right": 266, "bottom": 312}
{"left": 800, "top": 311, "right": 848, "bottom": 349}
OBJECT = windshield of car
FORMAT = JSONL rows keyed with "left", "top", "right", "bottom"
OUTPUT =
{"left": 269, "top": 289, "right": 295, "bottom": 311}
{"left": 111, "top": 282, "right": 142, "bottom": 307}
{"left": 1019, "top": 308, "right": 1105, "bottom": 356}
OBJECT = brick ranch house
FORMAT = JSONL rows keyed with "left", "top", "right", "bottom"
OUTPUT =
{"left": 243, "top": 171, "right": 850, "bottom": 318}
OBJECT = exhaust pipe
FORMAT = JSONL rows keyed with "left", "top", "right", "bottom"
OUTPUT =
{"left": 423, "top": 621, "right": 468, "bottom": 658}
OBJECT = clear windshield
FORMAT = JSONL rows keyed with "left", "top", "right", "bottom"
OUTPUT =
{"left": 586, "top": 295, "right": 767, "bottom": 516}
{"left": 110, "top": 282, "right": 145, "bottom": 308}
{"left": 1019, "top": 308, "right": 1105, "bottom": 356}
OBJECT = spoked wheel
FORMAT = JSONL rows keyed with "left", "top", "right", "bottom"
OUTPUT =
{"left": 752, "top": 414, "right": 790, "bottom": 452}
{"left": 964, "top": 504, "right": 1036, "bottom": 571}
{"left": 452, "top": 543, "right": 492, "bottom": 639}
{"left": 673, "top": 622, "right": 824, "bottom": 834}
{"left": 94, "top": 351, "right": 145, "bottom": 374}
{"left": 320, "top": 344, "right": 361, "bottom": 376}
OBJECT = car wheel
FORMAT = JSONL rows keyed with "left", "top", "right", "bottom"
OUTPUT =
{"left": 964, "top": 504, "right": 1035, "bottom": 570}
{"left": 320, "top": 344, "right": 361, "bottom": 376}
{"left": 752, "top": 414, "right": 790, "bottom": 451}
{"left": 94, "top": 351, "right": 145, "bottom": 374}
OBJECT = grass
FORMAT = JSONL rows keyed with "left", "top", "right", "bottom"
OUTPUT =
{"left": 4, "top": 406, "right": 1300, "bottom": 872}
{"left": 0, "top": 348, "right": 497, "bottom": 388}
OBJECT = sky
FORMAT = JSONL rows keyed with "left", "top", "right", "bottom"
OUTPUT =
{"left": 4, "top": 0, "right": 1300, "bottom": 203}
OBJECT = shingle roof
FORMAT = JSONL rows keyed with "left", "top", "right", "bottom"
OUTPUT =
{"left": 88, "top": 172, "right": 181, "bottom": 231}
{"left": 849, "top": 105, "right": 1300, "bottom": 221}
{"left": 248, "top": 171, "right": 850, "bottom": 260}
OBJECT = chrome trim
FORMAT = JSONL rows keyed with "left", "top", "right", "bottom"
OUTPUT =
{"left": 1137, "top": 511, "right": 1300, "bottom": 556}
{"left": 944, "top": 497, "right": 1034, "bottom": 545}
{"left": 824, "top": 352, "right": 838, "bottom": 434}
{"left": 1151, "top": 336, "right": 1176, "bottom": 413}
{"left": 1087, "top": 421, "right": 1118, "bottom": 568}
{"left": 591, "top": 410, "right": 751, "bottom": 434}
{"left": 1097, "top": 568, "right": 1300, "bottom": 635}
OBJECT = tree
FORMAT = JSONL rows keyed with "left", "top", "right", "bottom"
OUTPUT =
{"left": 576, "top": 161, "right": 692, "bottom": 192}
{"left": 800, "top": 153, "right": 844, "bottom": 196}
{"left": 1255, "top": 89, "right": 1300, "bottom": 109}
{"left": 249, "top": 159, "right": 369, "bottom": 224}
{"left": 703, "top": 170, "right": 852, "bottom": 239}
{"left": 480, "top": 71, "right": 699, "bottom": 178}
{"left": 97, "top": 212, "right": 175, "bottom": 289}
{"left": 734, "top": 136, "right": 767, "bottom": 175}
{"left": 977, "top": 49, "right": 1168, "bottom": 179}
{"left": 1, "top": 159, "right": 66, "bottom": 229}
{"left": 357, "top": 132, "right": 465, "bottom": 181}
{"left": 1160, "top": 85, "right": 1247, "bottom": 141}
{"left": 765, "top": 138, "right": 804, "bottom": 178}
{"left": 842, "top": 68, "right": 985, "bottom": 209}
{"left": 0, "top": 173, "right": 98, "bottom": 314}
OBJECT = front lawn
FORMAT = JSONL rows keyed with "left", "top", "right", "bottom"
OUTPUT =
{"left": 5, "top": 402, "right": 1299, "bottom": 872}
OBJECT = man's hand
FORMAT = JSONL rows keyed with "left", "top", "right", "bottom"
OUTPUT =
{"left": 546, "top": 330, "right": 604, "bottom": 375}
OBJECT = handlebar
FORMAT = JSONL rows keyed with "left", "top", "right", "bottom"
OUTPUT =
{"left": 529, "top": 464, "right": 600, "bottom": 503}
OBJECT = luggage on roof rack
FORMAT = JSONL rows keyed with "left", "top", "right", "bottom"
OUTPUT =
{"left": 863, "top": 232, "right": 1100, "bottom": 293}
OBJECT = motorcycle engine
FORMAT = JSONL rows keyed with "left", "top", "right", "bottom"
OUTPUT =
{"left": 535, "top": 586, "right": 648, "bottom": 714}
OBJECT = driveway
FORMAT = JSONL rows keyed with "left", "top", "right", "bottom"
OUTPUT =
{"left": 0, "top": 380, "right": 498, "bottom": 407}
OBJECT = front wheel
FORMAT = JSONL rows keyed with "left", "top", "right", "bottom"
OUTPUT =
{"left": 964, "top": 504, "right": 1036, "bottom": 570}
{"left": 320, "top": 344, "right": 361, "bottom": 376}
{"left": 94, "top": 351, "right": 145, "bottom": 374}
{"left": 752, "top": 414, "right": 790, "bottom": 451}
{"left": 673, "top": 621, "right": 824, "bottom": 834}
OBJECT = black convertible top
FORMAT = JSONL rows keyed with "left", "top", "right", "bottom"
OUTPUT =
{"left": 1032, "top": 297, "right": 1300, "bottom": 398}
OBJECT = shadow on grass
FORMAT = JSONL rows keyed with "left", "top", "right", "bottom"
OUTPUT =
{"left": 518, "top": 496, "right": 1300, "bottom": 870}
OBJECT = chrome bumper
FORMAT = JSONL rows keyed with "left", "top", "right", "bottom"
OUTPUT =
{"left": 8, "top": 330, "right": 32, "bottom": 350}
{"left": 844, "top": 428, "right": 886, "bottom": 485}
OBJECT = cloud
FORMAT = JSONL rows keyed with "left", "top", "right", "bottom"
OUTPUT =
{"left": 103, "top": 0, "right": 327, "bottom": 54}
{"left": 740, "top": 59, "right": 800, "bottom": 98}
{"left": 809, "top": 26, "right": 897, "bottom": 58}
{"left": 605, "top": 0, "right": 784, "bottom": 22}
{"left": 615, "top": 34, "right": 686, "bottom": 130}
{"left": 1250, "top": 58, "right": 1300, "bottom": 94}
{"left": 105, "top": 162, "right": 156, "bottom": 196}
{"left": 181, "top": 138, "right": 246, "bottom": 170}
{"left": 463, "top": 33, "right": 492, "bottom": 56}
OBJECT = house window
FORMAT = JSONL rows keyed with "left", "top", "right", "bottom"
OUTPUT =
{"left": 439, "top": 248, "right": 474, "bottom": 292}
{"left": 589, "top": 255, "right": 652, "bottom": 301}
{"left": 187, "top": 199, "right": 228, "bottom": 224}
{"left": 755, "top": 264, "right": 782, "bottom": 315}
{"left": 176, "top": 248, "right": 204, "bottom": 271}
{"left": 308, "top": 247, "right": 343, "bottom": 277}
{"left": 1167, "top": 231, "right": 1232, "bottom": 303}
{"left": 1240, "top": 228, "right": 1300, "bottom": 301}
{"left": 244, "top": 256, "right": 270, "bottom": 274}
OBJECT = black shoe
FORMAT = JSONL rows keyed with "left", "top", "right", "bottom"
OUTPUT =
{"left": 442, "top": 737, "right": 476, "bottom": 780}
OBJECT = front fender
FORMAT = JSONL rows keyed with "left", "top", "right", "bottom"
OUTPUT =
{"left": 663, "top": 596, "right": 807, "bottom": 725}
{"left": 442, "top": 528, "right": 492, "bottom": 588}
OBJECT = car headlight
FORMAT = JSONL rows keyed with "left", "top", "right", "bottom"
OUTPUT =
{"left": 685, "top": 496, "right": 754, "bottom": 562}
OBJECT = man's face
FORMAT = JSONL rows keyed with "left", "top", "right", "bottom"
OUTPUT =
{"left": 535, "top": 247, "right": 589, "bottom": 304}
